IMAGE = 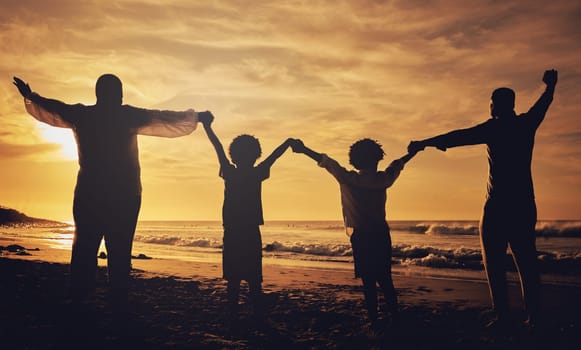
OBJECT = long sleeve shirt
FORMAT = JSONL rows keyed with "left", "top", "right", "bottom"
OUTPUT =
{"left": 24, "top": 93, "right": 198, "bottom": 197}
{"left": 427, "top": 89, "right": 554, "bottom": 201}
{"left": 318, "top": 154, "right": 405, "bottom": 230}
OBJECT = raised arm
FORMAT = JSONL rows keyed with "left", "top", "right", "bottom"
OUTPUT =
{"left": 260, "top": 138, "right": 295, "bottom": 168}
{"left": 13, "top": 76, "right": 77, "bottom": 128}
{"left": 527, "top": 69, "right": 557, "bottom": 129}
{"left": 199, "top": 112, "right": 230, "bottom": 168}
{"left": 292, "top": 139, "right": 359, "bottom": 184}
{"left": 381, "top": 151, "right": 419, "bottom": 188}
{"left": 396, "top": 151, "right": 418, "bottom": 165}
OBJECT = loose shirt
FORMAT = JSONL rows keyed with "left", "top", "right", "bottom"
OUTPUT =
{"left": 24, "top": 94, "right": 198, "bottom": 197}
{"left": 427, "top": 89, "right": 553, "bottom": 202}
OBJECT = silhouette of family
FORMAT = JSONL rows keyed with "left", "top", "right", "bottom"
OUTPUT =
{"left": 12, "top": 68, "right": 558, "bottom": 333}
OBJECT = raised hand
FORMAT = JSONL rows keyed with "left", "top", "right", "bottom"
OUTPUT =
{"left": 284, "top": 138, "right": 296, "bottom": 147}
{"left": 13, "top": 77, "right": 32, "bottom": 98}
{"left": 198, "top": 111, "right": 214, "bottom": 125}
{"left": 290, "top": 139, "right": 306, "bottom": 153}
{"left": 542, "top": 69, "right": 558, "bottom": 88}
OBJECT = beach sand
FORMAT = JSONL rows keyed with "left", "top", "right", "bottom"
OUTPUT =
{"left": 1, "top": 239, "right": 579, "bottom": 349}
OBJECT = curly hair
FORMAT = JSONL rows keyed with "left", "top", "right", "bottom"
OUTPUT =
{"left": 229, "top": 134, "right": 262, "bottom": 165}
{"left": 349, "top": 138, "right": 385, "bottom": 170}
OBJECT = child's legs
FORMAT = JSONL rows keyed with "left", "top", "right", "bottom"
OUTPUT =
{"left": 227, "top": 279, "right": 241, "bottom": 307}
{"left": 379, "top": 231, "right": 397, "bottom": 310}
{"left": 361, "top": 276, "right": 378, "bottom": 322}
{"left": 248, "top": 278, "right": 265, "bottom": 317}
{"left": 248, "top": 278, "right": 262, "bottom": 300}
{"left": 377, "top": 274, "right": 398, "bottom": 310}
{"left": 352, "top": 224, "right": 392, "bottom": 322}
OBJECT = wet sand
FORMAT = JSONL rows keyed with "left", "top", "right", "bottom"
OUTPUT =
{"left": 1, "top": 242, "right": 580, "bottom": 349}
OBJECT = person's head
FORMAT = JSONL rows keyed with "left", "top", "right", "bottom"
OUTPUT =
{"left": 349, "top": 138, "right": 385, "bottom": 170}
{"left": 229, "top": 134, "right": 262, "bottom": 167}
{"left": 490, "top": 87, "right": 515, "bottom": 119}
{"left": 95, "top": 74, "right": 123, "bottom": 106}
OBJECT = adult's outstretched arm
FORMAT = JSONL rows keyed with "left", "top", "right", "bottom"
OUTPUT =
{"left": 14, "top": 77, "right": 76, "bottom": 128}
{"left": 133, "top": 106, "right": 199, "bottom": 137}
{"left": 408, "top": 121, "right": 490, "bottom": 153}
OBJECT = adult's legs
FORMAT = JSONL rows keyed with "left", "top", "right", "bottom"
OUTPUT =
{"left": 71, "top": 194, "right": 105, "bottom": 300}
{"left": 103, "top": 195, "right": 141, "bottom": 297}
{"left": 509, "top": 203, "right": 540, "bottom": 322}
{"left": 480, "top": 205, "right": 510, "bottom": 319}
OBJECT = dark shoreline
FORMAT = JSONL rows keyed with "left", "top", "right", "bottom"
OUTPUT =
{"left": 1, "top": 257, "right": 580, "bottom": 349}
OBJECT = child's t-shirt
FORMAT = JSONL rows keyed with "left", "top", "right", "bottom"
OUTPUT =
{"left": 318, "top": 154, "right": 405, "bottom": 230}
{"left": 220, "top": 163, "right": 270, "bottom": 227}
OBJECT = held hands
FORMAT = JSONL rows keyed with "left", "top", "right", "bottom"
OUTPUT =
{"left": 13, "top": 77, "right": 32, "bottom": 98}
{"left": 284, "top": 138, "right": 298, "bottom": 148}
{"left": 543, "top": 69, "right": 558, "bottom": 88}
{"left": 198, "top": 111, "right": 214, "bottom": 125}
{"left": 408, "top": 140, "right": 446, "bottom": 153}
{"left": 407, "top": 141, "right": 425, "bottom": 154}
{"left": 290, "top": 139, "right": 306, "bottom": 153}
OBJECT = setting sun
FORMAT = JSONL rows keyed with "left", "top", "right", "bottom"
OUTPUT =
{"left": 0, "top": 0, "right": 579, "bottom": 222}
{"left": 37, "top": 124, "right": 78, "bottom": 161}
{"left": 1, "top": 2, "right": 580, "bottom": 349}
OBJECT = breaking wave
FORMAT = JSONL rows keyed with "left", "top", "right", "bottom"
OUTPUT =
{"left": 391, "top": 221, "right": 581, "bottom": 237}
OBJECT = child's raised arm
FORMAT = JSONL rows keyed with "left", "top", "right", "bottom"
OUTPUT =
{"left": 200, "top": 112, "right": 230, "bottom": 168}
{"left": 291, "top": 139, "right": 323, "bottom": 163}
{"left": 395, "top": 150, "right": 419, "bottom": 166}
{"left": 260, "top": 138, "right": 296, "bottom": 168}
{"left": 381, "top": 150, "right": 420, "bottom": 187}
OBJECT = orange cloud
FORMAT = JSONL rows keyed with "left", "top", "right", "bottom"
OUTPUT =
{"left": 0, "top": 0, "right": 579, "bottom": 220}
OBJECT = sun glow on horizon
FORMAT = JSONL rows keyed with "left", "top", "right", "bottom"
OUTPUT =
{"left": 0, "top": 0, "right": 579, "bottom": 221}
{"left": 37, "top": 124, "right": 78, "bottom": 161}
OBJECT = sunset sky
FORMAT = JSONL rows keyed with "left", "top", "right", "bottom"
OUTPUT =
{"left": 1, "top": 0, "right": 579, "bottom": 222}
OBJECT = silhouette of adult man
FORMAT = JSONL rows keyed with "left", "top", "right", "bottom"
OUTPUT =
{"left": 13, "top": 74, "right": 208, "bottom": 308}
{"left": 409, "top": 69, "right": 558, "bottom": 329}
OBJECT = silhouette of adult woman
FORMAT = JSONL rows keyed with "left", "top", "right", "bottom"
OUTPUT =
{"left": 13, "top": 74, "right": 209, "bottom": 309}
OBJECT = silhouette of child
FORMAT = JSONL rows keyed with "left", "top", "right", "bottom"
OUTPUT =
{"left": 292, "top": 138, "right": 418, "bottom": 332}
{"left": 199, "top": 112, "right": 295, "bottom": 318}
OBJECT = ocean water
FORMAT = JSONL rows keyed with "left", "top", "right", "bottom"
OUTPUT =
{"left": 2, "top": 220, "right": 581, "bottom": 285}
